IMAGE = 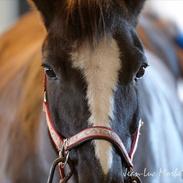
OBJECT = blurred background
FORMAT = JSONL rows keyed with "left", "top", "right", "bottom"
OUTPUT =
{"left": 0, "top": 0, "right": 183, "bottom": 34}
{"left": 0, "top": 0, "right": 29, "bottom": 34}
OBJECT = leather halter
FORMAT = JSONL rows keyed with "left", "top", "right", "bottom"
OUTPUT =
{"left": 43, "top": 76, "right": 142, "bottom": 183}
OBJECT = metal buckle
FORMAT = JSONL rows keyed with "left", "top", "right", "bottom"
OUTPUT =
{"left": 44, "top": 91, "right": 47, "bottom": 103}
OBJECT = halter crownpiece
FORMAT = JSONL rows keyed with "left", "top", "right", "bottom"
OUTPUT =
{"left": 43, "top": 76, "right": 142, "bottom": 183}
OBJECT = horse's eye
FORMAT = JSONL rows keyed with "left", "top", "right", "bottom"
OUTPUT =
{"left": 136, "top": 63, "right": 148, "bottom": 80}
{"left": 42, "top": 65, "right": 57, "bottom": 79}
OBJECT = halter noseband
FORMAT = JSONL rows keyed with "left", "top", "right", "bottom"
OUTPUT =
{"left": 43, "top": 76, "right": 142, "bottom": 183}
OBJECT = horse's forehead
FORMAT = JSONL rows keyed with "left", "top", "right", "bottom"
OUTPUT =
{"left": 71, "top": 38, "right": 121, "bottom": 174}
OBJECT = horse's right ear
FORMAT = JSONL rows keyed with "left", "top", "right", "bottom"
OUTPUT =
{"left": 28, "top": 0, "right": 56, "bottom": 28}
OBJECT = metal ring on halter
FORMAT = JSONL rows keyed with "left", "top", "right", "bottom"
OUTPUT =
{"left": 59, "top": 139, "right": 70, "bottom": 168}
{"left": 47, "top": 154, "right": 71, "bottom": 183}
{"left": 47, "top": 141, "right": 70, "bottom": 183}
{"left": 59, "top": 139, "right": 68, "bottom": 155}
{"left": 47, "top": 156, "right": 66, "bottom": 183}
{"left": 59, "top": 151, "right": 70, "bottom": 169}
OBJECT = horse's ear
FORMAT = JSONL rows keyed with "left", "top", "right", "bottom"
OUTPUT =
{"left": 125, "top": 0, "right": 146, "bottom": 24}
{"left": 28, "top": 0, "right": 56, "bottom": 27}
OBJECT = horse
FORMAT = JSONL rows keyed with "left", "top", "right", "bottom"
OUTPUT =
{"left": 0, "top": 1, "right": 183, "bottom": 183}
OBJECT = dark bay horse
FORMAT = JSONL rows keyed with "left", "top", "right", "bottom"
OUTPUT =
{"left": 0, "top": 1, "right": 183, "bottom": 183}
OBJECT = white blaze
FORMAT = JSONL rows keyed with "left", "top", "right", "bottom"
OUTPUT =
{"left": 71, "top": 38, "right": 121, "bottom": 174}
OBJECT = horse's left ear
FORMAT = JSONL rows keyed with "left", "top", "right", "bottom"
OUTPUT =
{"left": 125, "top": 0, "right": 146, "bottom": 25}
{"left": 28, "top": 0, "right": 56, "bottom": 28}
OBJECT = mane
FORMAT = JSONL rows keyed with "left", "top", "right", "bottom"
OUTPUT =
{"left": 52, "top": 0, "right": 128, "bottom": 44}
{"left": 29, "top": 0, "right": 146, "bottom": 45}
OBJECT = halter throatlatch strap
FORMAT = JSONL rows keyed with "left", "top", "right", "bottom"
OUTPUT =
{"left": 43, "top": 76, "right": 142, "bottom": 182}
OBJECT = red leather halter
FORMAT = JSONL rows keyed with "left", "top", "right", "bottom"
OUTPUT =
{"left": 43, "top": 76, "right": 142, "bottom": 183}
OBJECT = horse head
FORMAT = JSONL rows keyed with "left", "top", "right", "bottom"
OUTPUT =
{"left": 30, "top": 0, "right": 147, "bottom": 182}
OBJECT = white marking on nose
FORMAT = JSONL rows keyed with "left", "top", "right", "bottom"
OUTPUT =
{"left": 71, "top": 38, "right": 121, "bottom": 174}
